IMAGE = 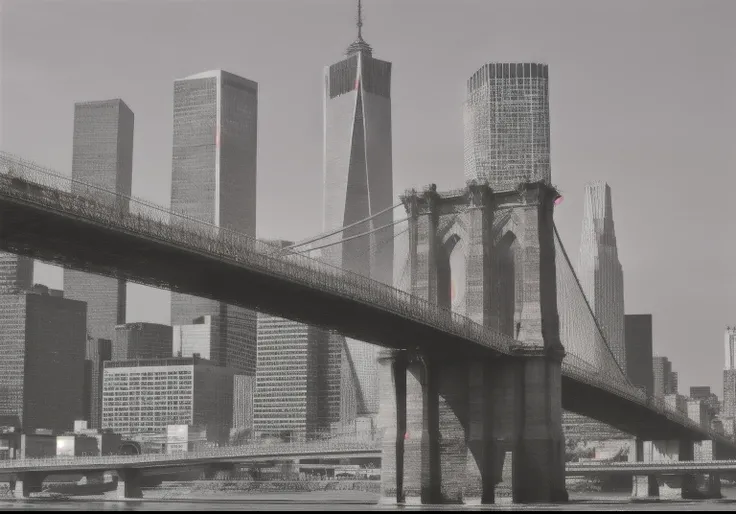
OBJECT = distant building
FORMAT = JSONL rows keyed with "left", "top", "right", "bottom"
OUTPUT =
{"left": 0, "top": 288, "right": 86, "bottom": 432}
{"left": 84, "top": 338, "right": 111, "bottom": 429}
{"left": 653, "top": 356, "right": 677, "bottom": 399}
{"left": 577, "top": 182, "right": 626, "bottom": 373}
{"left": 669, "top": 371, "right": 678, "bottom": 395}
{"left": 0, "top": 252, "right": 32, "bottom": 295}
{"left": 625, "top": 314, "right": 654, "bottom": 395}
{"left": 686, "top": 399, "right": 709, "bottom": 428}
{"left": 65, "top": 99, "right": 133, "bottom": 344}
{"left": 101, "top": 356, "right": 234, "bottom": 444}
{"left": 170, "top": 70, "right": 258, "bottom": 375}
{"left": 725, "top": 327, "right": 736, "bottom": 370}
{"left": 464, "top": 62, "right": 551, "bottom": 191}
{"left": 690, "top": 386, "right": 720, "bottom": 418}
{"left": 254, "top": 314, "right": 354, "bottom": 441}
{"left": 723, "top": 370, "right": 736, "bottom": 419}
{"left": 114, "top": 322, "right": 172, "bottom": 360}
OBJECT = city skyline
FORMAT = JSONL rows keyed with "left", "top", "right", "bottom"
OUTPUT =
{"left": 1, "top": 0, "right": 735, "bottom": 396}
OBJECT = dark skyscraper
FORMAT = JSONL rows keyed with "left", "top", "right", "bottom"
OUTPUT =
{"left": 323, "top": 0, "right": 393, "bottom": 417}
{"left": 0, "top": 288, "right": 86, "bottom": 432}
{"left": 65, "top": 99, "right": 133, "bottom": 343}
{"left": 84, "top": 337, "right": 111, "bottom": 429}
{"left": 0, "top": 252, "right": 32, "bottom": 295}
{"left": 170, "top": 70, "right": 258, "bottom": 374}
{"left": 114, "top": 322, "right": 173, "bottom": 361}
{"left": 625, "top": 314, "right": 654, "bottom": 395}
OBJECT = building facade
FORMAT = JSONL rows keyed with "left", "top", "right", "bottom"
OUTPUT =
{"left": 170, "top": 70, "right": 258, "bottom": 375}
{"left": 323, "top": 13, "right": 393, "bottom": 417}
{"left": 653, "top": 356, "right": 678, "bottom": 399}
{"left": 624, "top": 314, "right": 654, "bottom": 395}
{"left": 577, "top": 182, "right": 626, "bottom": 373}
{"left": 463, "top": 62, "right": 551, "bottom": 191}
{"left": 233, "top": 375, "right": 255, "bottom": 433}
{"left": 65, "top": 99, "right": 133, "bottom": 344}
{"left": 101, "top": 356, "right": 235, "bottom": 443}
{"left": 0, "top": 252, "right": 32, "bottom": 295}
{"left": 726, "top": 327, "right": 736, "bottom": 370}
{"left": 114, "top": 322, "right": 173, "bottom": 361}
{"left": 0, "top": 289, "right": 86, "bottom": 432}
{"left": 254, "top": 313, "right": 352, "bottom": 441}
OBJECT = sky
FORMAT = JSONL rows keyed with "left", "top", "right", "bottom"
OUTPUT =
{"left": 1, "top": 0, "right": 735, "bottom": 396}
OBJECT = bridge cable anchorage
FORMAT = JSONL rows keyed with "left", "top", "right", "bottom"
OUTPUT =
{"left": 290, "top": 217, "right": 409, "bottom": 255}
{"left": 286, "top": 202, "right": 404, "bottom": 250}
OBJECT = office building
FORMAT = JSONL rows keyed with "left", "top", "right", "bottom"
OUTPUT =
{"left": 624, "top": 314, "right": 654, "bottom": 395}
{"left": 653, "top": 356, "right": 678, "bottom": 399}
{"left": 724, "top": 372, "right": 736, "bottom": 419}
{"left": 101, "top": 356, "right": 235, "bottom": 443}
{"left": 690, "top": 386, "right": 720, "bottom": 417}
{"left": 463, "top": 62, "right": 551, "bottom": 191}
{"left": 0, "top": 252, "right": 32, "bottom": 295}
{"left": 323, "top": 2, "right": 393, "bottom": 417}
{"left": 254, "top": 314, "right": 353, "bottom": 441}
{"left": 114, "top": 322, "right": 173, "bottom": 361}
{"left": 65, "top": 99, "right": 133, "bottom": 344}
{"left": 577, "top": 182, "right": 626, "bottom": 373}
{"left": 84, "top": 338, "right": 111, "bottom": 429}
{"left": 170, "top": 70, "right": 258, "bottom": 374}
{"left": 0, "top": 287, "right": 86, "bottom": 432}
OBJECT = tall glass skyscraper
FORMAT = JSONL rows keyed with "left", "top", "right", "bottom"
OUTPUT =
{"left": 322, "top": 2, "right": 393, "bottom": 417}
{"left": 170, "top": 70, "right": 258, "bottom": 375}
{"left": 577, "top": 181, "right": 626, "bottom": 373}
{"left": 464, "top": 63, "right": 551, "bottom": 191}
{"left": 65, "top": 99, "right": 133, "bottom": 343}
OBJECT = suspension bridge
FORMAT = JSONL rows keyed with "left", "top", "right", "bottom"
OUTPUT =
{"left": 0, "top": 151, "right": 733, "bottom": 504}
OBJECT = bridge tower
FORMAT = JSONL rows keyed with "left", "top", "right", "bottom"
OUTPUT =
{"left": 378, "top": 180, "right": 567, "bottom": 504}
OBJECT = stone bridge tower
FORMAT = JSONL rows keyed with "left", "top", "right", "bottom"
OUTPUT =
{"left": 377, "top": 180, "right": 567, "bottom": 505}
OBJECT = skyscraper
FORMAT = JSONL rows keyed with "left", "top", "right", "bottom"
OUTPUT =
{"left": 624, "top": 314, "right": 654, "bottom": 395}
{"left": 653, "top": 355, "right": 678, "bottom": 399}
{"left": 170, "top": 70, "right": 258, "bottom": 374}
{"left": 84, "top": 338, "right": 111, "bottom": 429}
{"left": 323, "top": 0, "right": 393, "bottom": 416}
{"left": 0, "top": 288, "right": 86, "bottom": 432}
{"left": 577, "top": 182, "right": 626, "bottom": 373}
{"left": 725, "top": 327, "right": 736, "bottom": 370}
{"left": 463, "top": 62, "right": 551, "bottom": 191}
{"left": 65, "top": 99, "right": 133, "bottom": 343}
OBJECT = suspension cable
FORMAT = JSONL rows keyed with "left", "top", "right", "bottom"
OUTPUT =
{"left": 294, "top": 217, "right": 409, "bottom": 254}
{"left": 287, "top": 202, "right": 403, "bottom": 250}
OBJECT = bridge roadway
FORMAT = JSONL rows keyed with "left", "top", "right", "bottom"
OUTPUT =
{"left": 3, "top": 444, "right": 736, "bottom": 478}
{"left": 0, "top": 441, "right": 380, "bottom": 478}
{"left": 0, "top": 167, "right": 731, "bottom": 449}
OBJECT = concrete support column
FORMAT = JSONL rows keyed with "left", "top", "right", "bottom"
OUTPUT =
{"left": 630, "top": 439, "right": 659, "bottom": 500}
{"left": 693, "top": 440, "right": 722, "bottom": 499}
{"left": 12, "top": 472, "right": 45, "bottom": 498}
{"left": 116, "top": 468, "right": 143, "bottom": 499}
{"left": 378, "top": 349, "right": 406, "bottom": 504}
{"left": 678, "top": 439, "right": 699, "bottom": 499}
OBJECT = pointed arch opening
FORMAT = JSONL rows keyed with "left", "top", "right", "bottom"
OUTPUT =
{"left": 493, "top": 231, "right": 523, "bottom": 338}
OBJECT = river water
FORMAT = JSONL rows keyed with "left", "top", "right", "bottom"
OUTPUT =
{"left": 2, "top": 488, "right": 736, "bottom": 511}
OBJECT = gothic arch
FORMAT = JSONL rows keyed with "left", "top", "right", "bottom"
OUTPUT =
{"left": 436, "top": 215, "right": 469, "bottom": 314}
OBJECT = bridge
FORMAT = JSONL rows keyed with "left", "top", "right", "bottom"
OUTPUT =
{"left": 0, "top": 152, "right": 733, "bottom": 504}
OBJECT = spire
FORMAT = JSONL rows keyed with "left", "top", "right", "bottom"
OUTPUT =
{"left": 346, "top": 0, "right": 373, "bottom": 56}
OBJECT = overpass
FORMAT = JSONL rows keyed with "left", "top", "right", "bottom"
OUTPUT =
{"left": 0, "top": 153, "right": 733, "bottom": 504}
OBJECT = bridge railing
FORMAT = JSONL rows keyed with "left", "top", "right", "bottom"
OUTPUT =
{"left": 0, "top": 152, "right": 516, "bottom": 356}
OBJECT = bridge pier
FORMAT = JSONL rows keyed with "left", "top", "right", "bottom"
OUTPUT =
{"left": 693, "top": 440, "right": 722, "bottom": 499}
{"left": 116, "top": 468, "right": 143, "bottom": 499}
{"left": 12, "top": 472, "right": 45, "bottom": 498}
{"left": 630, "top": 439, "right": 659, "bottom": 500}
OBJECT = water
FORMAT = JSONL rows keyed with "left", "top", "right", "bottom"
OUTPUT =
{"left": 2, "top": 489, "right": 736, "bottom": 511}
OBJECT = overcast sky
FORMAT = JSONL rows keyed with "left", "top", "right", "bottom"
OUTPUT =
{"left": 1, "top": 0, "right": 735, "bottom": 396}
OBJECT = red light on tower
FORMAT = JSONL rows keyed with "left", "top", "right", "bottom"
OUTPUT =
{"left": 404, "top": 432, "right": 409, "bottom": 440}
{"left": 354, "top": 79, "right": 360, "bottom": 90}
{"left": 554, "top": 195, "right": 564, "bottom": 206}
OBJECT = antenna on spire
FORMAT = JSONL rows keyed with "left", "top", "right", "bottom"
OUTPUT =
{"left": 357, "top": 0, "right": 363, "bottom": 39}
